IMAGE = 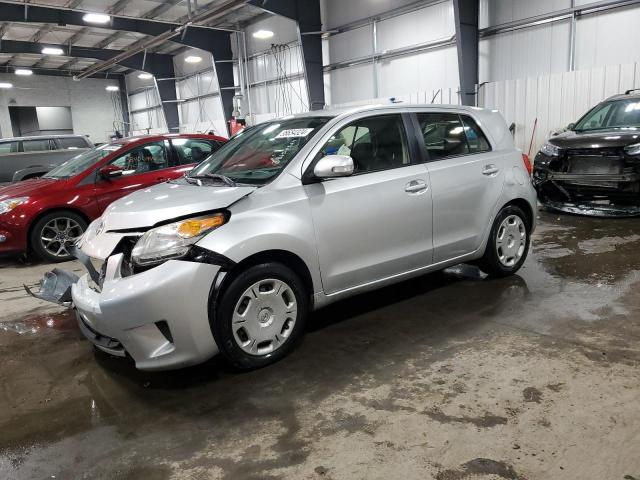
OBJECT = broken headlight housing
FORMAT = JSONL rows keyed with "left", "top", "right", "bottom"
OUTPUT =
{"left": 539, "top": 142, "right": 560, "bottom": 157}
{"left": 131, "top": 213, "right": 227, "bottom": 267}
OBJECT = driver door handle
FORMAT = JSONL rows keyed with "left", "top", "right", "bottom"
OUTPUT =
{"left": 405, "top": 179, "right": 428, "bottom": 194}
{"left": 157, "top": 177, "right": 168, "bottom": 182}
{"left": 482, "top": 164, "right": 500, "bottom": 176}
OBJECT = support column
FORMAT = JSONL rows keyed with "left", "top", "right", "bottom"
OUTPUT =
{"left": 180, "top": 29, "right": 236, "bottom": 136}
{"left": 250, "top": 0, "right": 325, "bottom": 110}
{"left": 117, "top": 75, "right": 130, "bottom": 136}
{"left": 453, "top": 0, "right": 479, "bottom": 106}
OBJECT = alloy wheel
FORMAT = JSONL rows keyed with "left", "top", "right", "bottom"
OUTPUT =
{"left": 40, "top": 217, "right": 83, "bottom": 259}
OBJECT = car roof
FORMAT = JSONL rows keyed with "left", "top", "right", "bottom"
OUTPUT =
{"left": 117, "top": 133, "right": 227, "bottom": 145}
{"left": 282, "top": 103, "right": 497, "bottom": 121}
{"left": 605, "top": 92, "right": 640, "bottom": 102}
{"left": 0, "top": 134, "right": 89, "bottom": 142}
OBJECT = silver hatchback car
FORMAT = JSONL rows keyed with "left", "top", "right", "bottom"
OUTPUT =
{"left": 67, "top": 105, "right": 536, "bottom": 371}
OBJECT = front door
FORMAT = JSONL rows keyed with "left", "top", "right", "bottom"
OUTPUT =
{"left": 305, "top": 114, "right": 433, "bottom": 294}
{"left": 415, "top": 112, "right": 504, "bottom": 263}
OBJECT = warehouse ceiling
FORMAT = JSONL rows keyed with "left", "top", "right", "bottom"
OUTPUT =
{"left": 0, "top": 0, "right": 267, "bottom": 75}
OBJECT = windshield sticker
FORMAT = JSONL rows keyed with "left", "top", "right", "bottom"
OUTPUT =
{"left": 275, "top": 128, "right": 314, "bottom": 139}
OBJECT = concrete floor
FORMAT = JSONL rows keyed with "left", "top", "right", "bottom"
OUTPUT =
{"left": 0, "top": 211, "right": 639, "bottom": 480}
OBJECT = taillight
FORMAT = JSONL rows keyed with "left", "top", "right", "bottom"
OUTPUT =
{"left": 522, "top": 153, "right": 533, "bottom": 176}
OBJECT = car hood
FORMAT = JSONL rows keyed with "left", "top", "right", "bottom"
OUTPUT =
{"left": 548, "top": 129, "right": 640, "bottom": 149}
{"left": 0, "top": 177, "right": 62, "bottom": 200}
{"left": 102, "top": 180, "right": 257, "bottom": 231}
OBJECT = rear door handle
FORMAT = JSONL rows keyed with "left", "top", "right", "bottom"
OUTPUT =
{"left": 405, "top": 179, "right": 428, "bottom": 194}
{"left": 482, "top": 164, "right": 500, "bottom": 176}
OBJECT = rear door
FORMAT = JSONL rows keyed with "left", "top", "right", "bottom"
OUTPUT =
{"left": 0, "top": 141, "right": 20, "bottom": 182}
{"left": 305, "top": 113, "right": 433, "bottom": 294}
{"left": 415, "top": 111, "right": 504, "bottom": 263}
{"left": 94, "top": 140, "right": 174, "bottom": 210}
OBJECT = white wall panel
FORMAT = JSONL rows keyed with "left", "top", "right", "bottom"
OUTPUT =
{"left": 479, "top": 19, "right": 570, "bottom": 83}
{"left": 328, "top": 26, "right": 373, "bottom": 64}
{"left": 322, "top": 0, "right": 426, "bottom": 29}
{"left": 575, "top": 5, "right": 640, "bottom": 70}
{"left": 479, "top": 62, "right": 640, "bottom": 156}
{"left": 327, "top": 64, "right": 376, "bottom": 104}
{"left": 377, "top": 1, "right": 455, "bottom": 51}
{"left": 377, "top": 46, "right": 459, "bottom": 98}
{"left": 479, "top": 0, "right": 572, "bottom": 28}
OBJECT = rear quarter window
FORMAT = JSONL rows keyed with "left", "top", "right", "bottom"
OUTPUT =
{"left": 58, "top": 137, "right": 90, "bottom": 149}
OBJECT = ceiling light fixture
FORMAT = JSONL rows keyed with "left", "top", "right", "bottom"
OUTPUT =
{"left": 42, "top": 47, "right": 64, "bottom": 55}
{"left": 252, "top": 29, "right": 274, "bottom": 39}
{"left": 138, "top": 72, "right": 153, "bottom": 80}
{"left": 15, "top": 69, "right": 33, "bottom": 76}
{"left": 82, "top": 13, "right": 111, "bottom": 24}
{"left": 0, "top": 82, "right": 13, "bottom": 89}
{"left": 105, "top": 85, "right": 119, "bottom": 91}
{"left": 184, "top": 55, "right": 202, "bottom": 64}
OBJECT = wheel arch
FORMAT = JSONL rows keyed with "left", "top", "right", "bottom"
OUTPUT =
{"left": 221, "top": 249, "right": 315, "bottom": 304}
{"left": 502, "top": 197, "right": 535, "bottom": 230}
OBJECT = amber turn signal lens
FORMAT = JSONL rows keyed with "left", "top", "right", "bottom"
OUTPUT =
{"left": 177, "top": 214, "right": 225, "bottom": 238}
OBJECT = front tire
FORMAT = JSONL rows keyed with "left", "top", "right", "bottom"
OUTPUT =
{"left": 213, "top": 262, "right": 309, "bottom": 370}
{"left": 30, "top": 211, "right": 87, "bottom": 263}
{"left": 478, "top": 205, "right": 530, "bottom": 277}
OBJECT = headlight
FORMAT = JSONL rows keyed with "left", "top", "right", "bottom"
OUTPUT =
{"left": 624, "top": 143, "right": 640, "bottom": 156}
{"left": 0, "top": 197, "right": 28, "bottom": 215}
{"left": 131, "top": 213, "right": 227, "bottom": 266}
{"left": 540, "top": 142, "right": 560, "bottom": 157}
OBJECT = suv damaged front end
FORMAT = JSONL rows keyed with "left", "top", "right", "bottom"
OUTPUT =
{"left": 533, "top": 141, "right": 640, "bottom": 217}
{"left": 534, "top": 96, "right": 640, "bottom": 217}
{"left": 27, "top": 181, "right": 254, "bottom": 370}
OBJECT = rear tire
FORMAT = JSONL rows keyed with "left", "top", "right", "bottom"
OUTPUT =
{"left": 212, "top": 262, "right": 309, "bottom": 371}
{"left": 30, "top": 211, "right": 87, "bottom": 263}
{"left": 478, "top": 205, "right": 530, "bottom": 277}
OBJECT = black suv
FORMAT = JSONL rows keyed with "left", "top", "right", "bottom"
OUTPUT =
{"left": 533, "top": 91, "right": 640, "bottom": 216}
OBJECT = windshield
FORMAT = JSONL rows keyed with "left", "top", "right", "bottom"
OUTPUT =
{"left": 44, "top": 143, "right": 123, "bottom": 178}
{"left": 189, "top": 117, "right": 331, "bottom": 185}
{"left": 574, "top": 99, "right": 640, "bottom": 132}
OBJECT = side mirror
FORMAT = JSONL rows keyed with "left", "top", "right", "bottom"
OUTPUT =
{"left": 98, "top": 165, "right": 123, "bottom": 180}
{"left": 567, "top": 122, "right": 576, "bottom": 131}
{"left": 313, "top": 154, "right": 355, "bottom": 179}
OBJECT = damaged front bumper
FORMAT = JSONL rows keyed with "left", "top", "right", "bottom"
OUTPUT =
{"left": 27, "top": 244, "right": 226, "bottom": 370}
{"left": 533, "top": 154, "right": 640, "bottom": 217}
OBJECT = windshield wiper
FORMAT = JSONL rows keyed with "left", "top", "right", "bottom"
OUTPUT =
{"left": 187, "top": 173, "right": 237, "bottom": 187}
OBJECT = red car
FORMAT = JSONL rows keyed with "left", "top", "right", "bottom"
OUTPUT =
{"left": 0, "top": 133, "right": 226, "bottom": 262}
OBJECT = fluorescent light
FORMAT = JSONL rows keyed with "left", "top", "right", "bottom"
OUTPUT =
{"left": 83, "top": 13, "right": 111, "bottom": 24}
{"left": 0, "top": 83, "right": 13, "bottom": 89}
{"left": 138, "top": 72, "right": 153, "bottom": 80}
{"left": 42, "top": 47, "right": 64, "bottom": 55}
{"left": 184, "top": 55, "right": 202, "bottom": 64}
{"left": 105, "top": 85, "right": 119, "bottom": 91}
{"left": 15, "top": 69, "right": 33, "bottom": 76}
{"left": 252, "top": 29, "right": 274, "bottom": 39}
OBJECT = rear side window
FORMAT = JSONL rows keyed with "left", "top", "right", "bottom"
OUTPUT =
{"left": 58, "top": 137, "right": 89, "bottom": 149}
{"left": 0, "top": 141, "right": 19, "bottom": 154}
{"left": 417, "top": 112, "right": 469, "bottom": 160}
{"left": 460, "top": 115, "right": 491, "bottom": 153}
{"left": 22, "top": 139, "right": 52, "bottom": 152}
{"left": 172, "top": 139, "right": 221, "bottom": 165}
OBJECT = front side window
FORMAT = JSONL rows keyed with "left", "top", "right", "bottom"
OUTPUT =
{"left": 44, "top": 143, "right": 122, "bottom": 179}
{"left": 317, "top": 114, "right": 409, "bottom": 174}
{"left": 58, "top": 137, "right": 89, "bottom": 149}
{"left": 108, "top": 141, "right": 169, "bottom": 175}
{"left": 172, "top": 138, "right": 220, "bottom": 165}
{"left": 574, "top": 99, "right": 640, "bottom": 131}
{"left": 0, "top": 141, "right": 19, "bottom": 154}
{"left": 22, "top": 139, "right": 52, "bottom": 152}
{"left": 417, "top": 112, "right": 469, "bottom": 160}
{"left": 190, "top": 117, "right": 331, "bottom": 185}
